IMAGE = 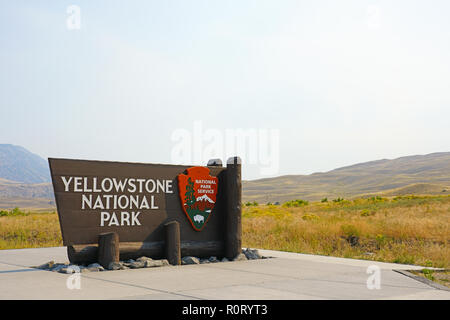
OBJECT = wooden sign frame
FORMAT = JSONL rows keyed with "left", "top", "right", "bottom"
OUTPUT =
{"left": 49, "top": 157, "right": 242, "bottom": 265}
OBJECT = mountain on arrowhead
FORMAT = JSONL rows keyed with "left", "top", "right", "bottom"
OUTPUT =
{"left": 196, "top": 194, "right": 215, "bottom": 203}
{"left": 192, "top": 194, "right": 215, "bottom": 212}
{"left": 0, "top": 144, "right": 50, "bottom": 183}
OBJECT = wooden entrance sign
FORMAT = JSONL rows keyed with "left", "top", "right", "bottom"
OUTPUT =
{"left": 48, "top": 157, "right": 242, "bottom": 265}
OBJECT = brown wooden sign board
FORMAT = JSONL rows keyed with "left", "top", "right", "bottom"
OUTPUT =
{"left": 48, "top": 157, "right": 242, "bottom": 264}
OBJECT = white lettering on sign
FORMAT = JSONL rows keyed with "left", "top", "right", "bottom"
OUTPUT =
{"left": 61, "top": 176, "right": 173, "bottom": 194}
{"left": 195, "top": 179, "right": 216, "bottom": 184}
{"left": 100, "top": 211, "right": 142, "bottom": 227}
{"left": 61, "top": 176, "right": 173, "bottom": 227}
{"left": 61, "top": 176, "right": 73, "bottom": 192}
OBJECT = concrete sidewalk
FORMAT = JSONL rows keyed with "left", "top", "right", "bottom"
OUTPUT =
{"left": 0, "top": 247, "right": 448, "bottom": 300}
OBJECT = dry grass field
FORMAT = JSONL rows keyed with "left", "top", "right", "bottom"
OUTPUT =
{"left": 0, "top": 195, "right": 449, "bottom": 269}
{"left": 243, "top": 195, "right": 450, "bottom": 269}
{"left": 0, "top": 208, "right": 62, "bottom": 249}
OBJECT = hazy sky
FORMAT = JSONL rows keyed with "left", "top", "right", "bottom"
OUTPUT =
{"left": 1, "top": 1, "right": 449, "bottom": 180}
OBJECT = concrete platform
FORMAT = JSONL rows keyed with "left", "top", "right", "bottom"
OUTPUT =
{"left": 0, "top": 247, "right": 448, "bottom": 300}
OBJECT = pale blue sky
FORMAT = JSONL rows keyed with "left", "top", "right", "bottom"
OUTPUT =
{"left": 1, "top": 1, "right": 449, "bottom": 179}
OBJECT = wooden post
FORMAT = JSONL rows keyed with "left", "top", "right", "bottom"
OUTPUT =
{"left": 165, "top": 221, "right": 181, "bottom": 265}
{"left": 67, "top": 245, "right": 98, "bottom": 265}
{"left": 66, "top": 240, "right": 224, "bottom": 263}
{"left": 98, "top": 232, "right": 119, "bottom": 268}
{"left": 225, "top": 156, "right": 242, "bottom": 260}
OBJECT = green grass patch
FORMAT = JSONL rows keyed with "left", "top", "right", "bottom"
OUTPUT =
{"left": 0, "top": 207, "right": 29, "bottom": 217}
{"left": 282, "top": 199, "right": 309, "bottom": 207}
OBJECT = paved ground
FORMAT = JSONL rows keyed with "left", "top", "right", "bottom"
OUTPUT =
{"left": 0, "top": 247, "right": 448, "bottom": 300}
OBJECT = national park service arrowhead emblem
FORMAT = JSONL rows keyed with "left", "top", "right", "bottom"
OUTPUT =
{"left": 178, "top": 167, "right": 218, "bottom": 231}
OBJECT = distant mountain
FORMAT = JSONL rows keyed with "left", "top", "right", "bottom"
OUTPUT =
{"left": 0, "top": 144, "right": 53, "bottom": 209}
{"left": 243, "top": 152, "right": 450, "bottom": 203}
{"left": 1, "top": 147, "right": 449, "bottom": 209}
{"left": 0, "top": 144, "right": 50, "bottom": 183}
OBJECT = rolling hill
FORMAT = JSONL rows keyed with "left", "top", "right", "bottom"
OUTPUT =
{"left": 0, "top": 177, "right": 53, "bottom": 198}
{"left": 243, "top": 152, "right": 450, "bottom": 203}
{"left": 1, "top": 146, "right": 449, "bottom": 208}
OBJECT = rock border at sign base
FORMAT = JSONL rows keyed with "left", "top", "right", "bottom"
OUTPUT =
{"left": 33, "top": 248, "right": 267, "bottom": 273}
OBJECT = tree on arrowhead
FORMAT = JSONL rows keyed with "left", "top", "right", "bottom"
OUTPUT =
{"left": 185, "top": 177, "right": 196, "bottom": 210}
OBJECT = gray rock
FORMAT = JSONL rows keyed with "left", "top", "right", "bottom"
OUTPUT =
{"left": 243, "top": 248, "right": 261, "bottom": 260}
{"left": 122, "top": 259, "right": 135, "bottom": 267}
{"left": 50, "top": 263, "right": 68, "bottom": 272}
{"left": 233, "top": 253, "right": 248, "bottom": 261}
{"left": 181, "top": 256, "right": 200, "bottom": 265}
{"left": 107, "top": 261, "right": 123, "bottom": 270}
{"left": 144, "top": 259, "right": 169, "bottom": 268}
{"left": 116, "top": 262, "right": 129, "bottom": 270}
{"left": 137, "top": 256, "right": 153, "bottom": 262}
{"left": 36, "top": 261, "right": 55, "bottom": 270}
{"left": 208, "top": 256, "right": 219, "bottom": 263}
{"left": 200, "top": 259, "right": 210, "bottom": 264}
{"left": 59, "top": 265, "right": 81, "bottom": 274}
{"left": 221, "top": 257, "right": 229, "bottom": 262}
{"left": 87, "top": 263, "right": 104, "bottom": 272}
{"left": 129, "top": 261, "right": 146, "bottom": 269}
{"left": 80, "top": 267, "right": 91, "bottom": 273}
